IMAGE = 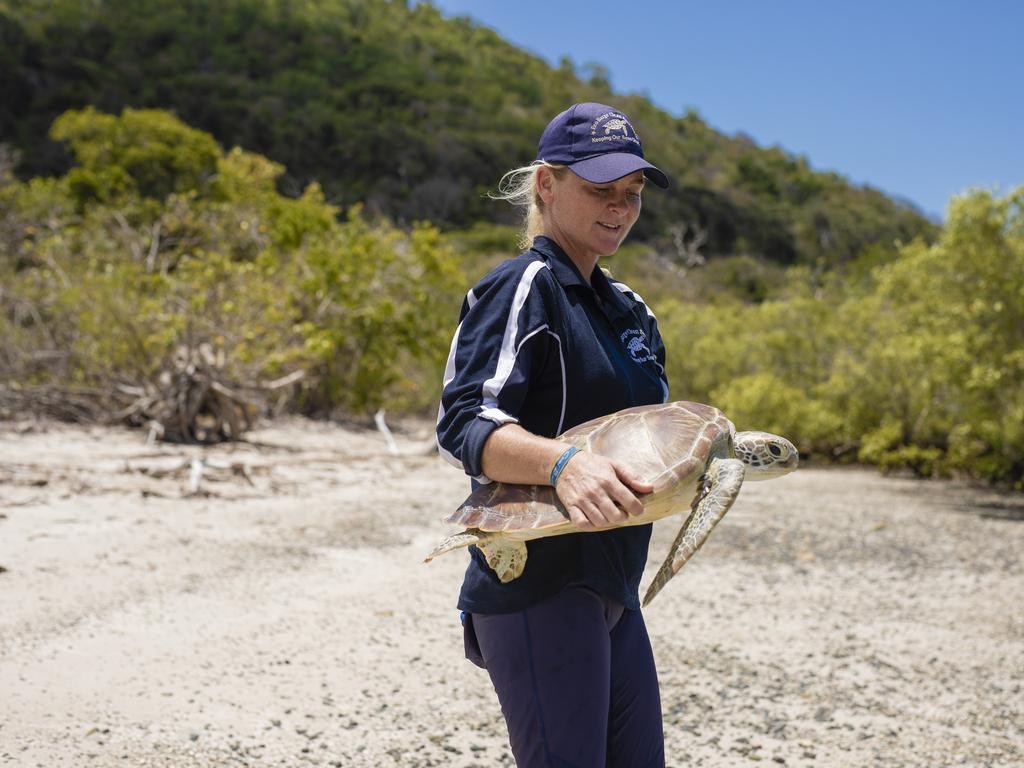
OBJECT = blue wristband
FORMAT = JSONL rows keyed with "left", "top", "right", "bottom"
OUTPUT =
{"left": 549, "top": 446, "right": 580, "bottom": 487}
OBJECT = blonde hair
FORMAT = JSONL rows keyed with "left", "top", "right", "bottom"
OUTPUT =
{"left": 490, "top": 162, "right": 568, "bottom": 251}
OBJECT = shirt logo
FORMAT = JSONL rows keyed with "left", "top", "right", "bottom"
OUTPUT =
{"left": 589, "top": 111, "right": 642, "bottom": 147}
{"left": 620, "top": 328, "right": 656, "bottom": 365}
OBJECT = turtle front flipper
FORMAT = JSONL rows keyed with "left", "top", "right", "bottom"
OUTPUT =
{"left": 642, "top": 458, "right": 745, "bottom": 607}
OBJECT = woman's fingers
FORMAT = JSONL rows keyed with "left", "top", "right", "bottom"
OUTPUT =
{"left": 595, "top": 495, "right": 628, "bottom": 525}
{"left": 608, "top": 480, "right": 645, "bottom": 517}
{"left": 613, "top": 463, "right": 655, "bottom": 496}
{"left": 581, "top": 499, "right": 615, "bottom": 528}
{"left": 566, "top": 502, "right": 606, "bottom": 530}
{"left": 566, "top": 505, "right": 594, "bottom": 530}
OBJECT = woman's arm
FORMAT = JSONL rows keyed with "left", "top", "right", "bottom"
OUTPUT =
{"left": 481, "top": 424, "right": 654, "bottom": 531}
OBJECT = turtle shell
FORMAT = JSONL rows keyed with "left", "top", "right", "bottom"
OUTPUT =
{"left": 445, "top": 401, "right": 735, "bottom": 532}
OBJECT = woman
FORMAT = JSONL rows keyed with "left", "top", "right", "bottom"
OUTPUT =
{"left": 436, "top": 102, "right": 670, "bottom": 767}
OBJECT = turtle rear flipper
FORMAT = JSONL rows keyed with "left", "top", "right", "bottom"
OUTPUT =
{"left": 424, "top": 530, "right": 527, "bottom": 584}
{"left": 478, "top": 539, "right": 528, "bottom": 583}
{"left": 643, "top": 457, "right": 745, "bottom": 606}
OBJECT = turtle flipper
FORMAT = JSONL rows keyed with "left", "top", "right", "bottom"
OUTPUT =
{"left": 424, "top": 531, "right": 527, "bottom": 583}
{"left": 477, "top": 539, "right": 528, "bottom": 583}
{"left": 424, "top": 528, "right": 493, "bottom": 562}
{"left": 642, "top": 458, "right": 745, "bottom": 607}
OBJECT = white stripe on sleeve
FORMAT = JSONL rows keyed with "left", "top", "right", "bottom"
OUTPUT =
{"left": 480, "top": 260, "right": 550, "bottom": 411}
{"left": 436, "top": 288, "right": 483, "bottom": 476}
{"left": 547, "top": 330, "right": 567, "bottom": 434}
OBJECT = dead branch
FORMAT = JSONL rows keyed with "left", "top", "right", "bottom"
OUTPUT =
{"left": 374, "top": 408, "right": 400, "bottom": 456}
{"left": 187, "top": 458, "right": 204, "bottom": 495}
{"left": 112, "top": 211, "right": 143, "bottom": 263}
{"left": 373, "top": 408, "right": 437, "bottom": 458}
{"left": 117, "top": 344, "right": 262, "bottom": 443}
{"left": 667, "top": 222, "right": 708, "bottom": 273}
{"left": 259, "top": 370, "right": 306, "bottom": 390}
{"left": 146, "top": 221, "right": 161, "bottom": 274}
{"left": 0, "top": 385, "right": 109, "bottom": 422}
{"left": 0, "top": 340, "right": 287, "bottom": 443}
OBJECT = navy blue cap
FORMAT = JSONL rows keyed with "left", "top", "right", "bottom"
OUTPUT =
{"left": 535, "top": 103, "right": 669, "bottom": 189}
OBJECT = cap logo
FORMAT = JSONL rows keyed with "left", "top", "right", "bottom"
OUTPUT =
{"left": 603, "top": 118, "right": 629, "bottom": 135}
{"left": 589, "top": 111, "right": 641, "bottom": 147}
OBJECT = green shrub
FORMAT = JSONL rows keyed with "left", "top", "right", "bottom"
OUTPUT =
{"left": 2, "top": 107, "right": 465, "bottom": 426}
{"left": 653, "top": 187, "right": 1024, "bottom": 485}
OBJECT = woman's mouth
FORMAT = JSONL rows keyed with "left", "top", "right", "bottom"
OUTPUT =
{"left": 597, "top": 222, "right": 621, "bottom": 231}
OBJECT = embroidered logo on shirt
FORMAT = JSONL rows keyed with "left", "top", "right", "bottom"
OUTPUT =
{"left": 621, "top": 328, "right": 656, "bottom": 365}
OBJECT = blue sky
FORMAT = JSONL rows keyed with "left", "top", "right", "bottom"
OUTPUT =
{"left": 430, "top": 0, "right": 1022, "bottom": 220}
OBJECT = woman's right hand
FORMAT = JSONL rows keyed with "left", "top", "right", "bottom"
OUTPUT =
{"left": 554, "top": 451, "right": 654, "bottom": 531}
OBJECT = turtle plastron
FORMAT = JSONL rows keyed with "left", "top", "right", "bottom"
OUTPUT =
{"left": 642, "top": 457, "right": 746, "bottom": 606}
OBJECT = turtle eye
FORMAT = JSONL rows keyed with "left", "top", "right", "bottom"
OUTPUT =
{"left": 768, "top": 444, "right": 782, "bottom": 457}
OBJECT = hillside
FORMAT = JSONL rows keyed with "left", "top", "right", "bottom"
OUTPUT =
{"left": 0, "top": 0, "right": 935, "bottom": 266}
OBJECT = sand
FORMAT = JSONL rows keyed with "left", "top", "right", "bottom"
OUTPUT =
{"left": 0, "top": 416, "right": 1021, "bottom": 767}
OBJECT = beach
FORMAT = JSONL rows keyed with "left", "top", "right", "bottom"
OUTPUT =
{"left": 1, "top": 417, "right": 1021, "bottom": 767}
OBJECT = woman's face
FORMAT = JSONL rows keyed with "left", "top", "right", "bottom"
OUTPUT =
{"left": 538, "top": 168, "right": 644, "bottom": 267}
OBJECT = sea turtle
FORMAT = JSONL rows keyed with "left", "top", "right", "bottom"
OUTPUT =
{"left": 426, "top": 401, "right": 798, "bottom": 606}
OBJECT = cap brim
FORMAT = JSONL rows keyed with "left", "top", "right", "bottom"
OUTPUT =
{"left": 568, "top": 153, "right": 669, "bottom": 189}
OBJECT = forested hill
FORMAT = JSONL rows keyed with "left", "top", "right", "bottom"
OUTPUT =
{"left": 1, "top": 0, "right": 934, "bottom": 266}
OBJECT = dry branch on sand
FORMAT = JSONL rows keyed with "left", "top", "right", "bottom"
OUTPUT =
{"left": 1, "top": 344, "right": 306, "bottom": 445}
{"left": 122, "top": 455, "right": 259, "bottom": 496}
{"left": 116, "top": 344, "right": 261, "bottom": 443}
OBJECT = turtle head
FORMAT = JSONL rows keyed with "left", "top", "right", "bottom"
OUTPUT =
{"left": 733, "top": 431, "right": 799, "bottom": 480}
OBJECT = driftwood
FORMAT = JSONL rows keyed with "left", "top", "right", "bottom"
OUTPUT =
{"left": 1, "top": 344, "right": 305, "bottom": 445}
{"left": 0, "top": 385, "right": 110, "bottom": 423}
{"left": 374, "top": 408, "right": 400, "bottom": 456}
{"left": 124, "top": 455, "right": 258, "bottom": 484}
{"left": 374, "top": 408, "right": 438, "bottom": 458}
{"left": 114, "top": 344, "right": 258, "bottom": 443}
{"left": 0, "top": 454, "right": 264, "bottom": 501}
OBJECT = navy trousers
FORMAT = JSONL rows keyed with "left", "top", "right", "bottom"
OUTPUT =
{"left": 467, "top": 586, "right": 665, "bottom": 768}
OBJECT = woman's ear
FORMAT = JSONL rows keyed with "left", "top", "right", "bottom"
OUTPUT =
{"left": 536, "top": 166, "right": 557, "bottom": 205}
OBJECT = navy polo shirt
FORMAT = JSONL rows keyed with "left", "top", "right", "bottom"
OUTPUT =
{"left": 436, "top": 235, "right": 669, "bottom": 613}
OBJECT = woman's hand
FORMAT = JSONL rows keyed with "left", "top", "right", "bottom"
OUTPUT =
{"left": 554, "top": 451, "right": 654, "bottom": 531}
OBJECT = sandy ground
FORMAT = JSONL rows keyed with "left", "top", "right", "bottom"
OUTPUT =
{"left": 0, "top": 416, "right": 1022, "bottom": 768}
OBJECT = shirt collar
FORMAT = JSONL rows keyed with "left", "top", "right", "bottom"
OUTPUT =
{"left": 530, "top": 235, "right": 589, "bottom": 289}
{"left": 530, "top": 235, "right": 634, "bottom": 320}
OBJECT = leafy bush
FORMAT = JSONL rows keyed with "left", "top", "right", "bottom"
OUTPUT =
{"left": 653, "top": 187, "right": 1024, "bottom": 486}
{"left": 2, "top": 104, "right": 1020, "bottom": 485}
{"left": 0, "top": 108, "right": 464, "bottom": 428}
{"left": 50, "top": 107, "right": 221, "bottom": 205}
